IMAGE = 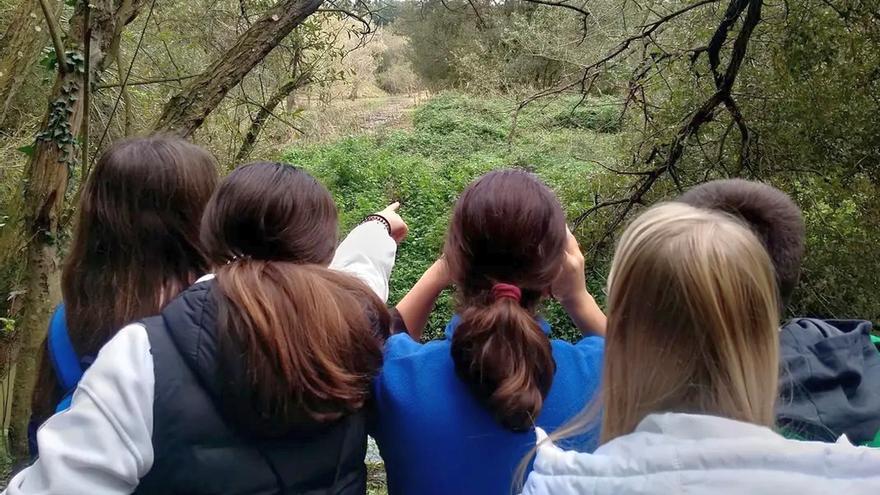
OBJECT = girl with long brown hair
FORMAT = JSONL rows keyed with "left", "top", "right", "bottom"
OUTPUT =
{"left": 522, "top": 203, "right": 880, "bottom": 495}
{"left": 371, "top": 169, "right": 607, "bottom": 495}
{"left": 29, "top": 136, "right": 218, "bottom": 453}
{"left": 8, "top": 162, "right": 406, "bottom": 494}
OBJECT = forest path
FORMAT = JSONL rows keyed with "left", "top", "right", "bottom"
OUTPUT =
{"left": 296, "top": 93, "right": 428, "bottom": 146}
{"left": 358, "top": 94, "right": 423, "bottom": 131}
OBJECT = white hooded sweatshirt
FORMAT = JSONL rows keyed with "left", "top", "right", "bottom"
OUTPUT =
{"left": 523, "top": 412, "right": 880, "bottom": 495}
{"left": 4, "top": 222, "right": 397, "bottom": 495}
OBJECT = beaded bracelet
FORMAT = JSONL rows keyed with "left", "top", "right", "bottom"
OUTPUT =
{"left": 363, "top": 214, "right": 392, "bottom": 235}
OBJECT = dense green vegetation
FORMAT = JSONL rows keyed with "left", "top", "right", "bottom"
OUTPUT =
{"left": 287, "top": 90, "right": 880, "bottom": 342}
{"left": 385, "top": 0, "right": 880, "bottom": 323}
{"left": 1, "top": 0, "right": 878, "bottom": 467}
{"left": 287, "top": 93, "right": 625, "bottom": 340}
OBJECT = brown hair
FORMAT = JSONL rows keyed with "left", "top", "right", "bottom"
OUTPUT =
{"left": 32, "top": 136, "right": 218, "bottom": 421}
{"left": 201, "top": 162, "right": 389, "bottom": 435}
{"left": 678, "top": 179, "right": 805, "bottom": 305}
{"left": 444, "top": 169, "right": 567, "bottom": 431}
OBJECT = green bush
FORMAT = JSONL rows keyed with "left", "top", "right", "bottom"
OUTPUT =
{"left": 548, "top": 97, "right": 622, "bottom": 133}
{"left": 786, "top": 176, "right": 880, "bottom": 321}
{"left": 283, "top": 93, "right": 625, "bottom": 341}
{"left": 284, "top": 91, "right": 880, "bottom": 340}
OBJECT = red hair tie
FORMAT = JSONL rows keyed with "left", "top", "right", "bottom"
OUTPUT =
{"left": 491, "top": 283, "right": 522, "bottom": 303}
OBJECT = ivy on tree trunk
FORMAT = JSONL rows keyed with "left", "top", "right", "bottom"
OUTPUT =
{"left": 7, "top": 0, "right": 147, "bottom": 461}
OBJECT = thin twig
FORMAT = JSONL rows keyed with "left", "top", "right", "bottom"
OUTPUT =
{"left": 237, "top": 95, "right": 305, "bottom": 134}
{"left": 94, "top": 74, "right": 199, "bottom": 89}
{"left": 38, "top": 0, "right": 68, "bottom": 72}
{"left": 318, "top": 7, "right": 373, "bottom": 35}
{"left": 115, "top": 50, "right": 132, "bottom": 135}
{"left": 94, "top": 0, "right": 158, "bottom": 154}
{"left": 80, "top": 3, "right": 91, "bottom": 177}
{"left": 465, "top": 0, "right": 487, "bottom": 28}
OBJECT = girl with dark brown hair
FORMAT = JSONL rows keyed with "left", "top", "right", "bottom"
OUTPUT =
{"left": 8, "top": 162, "right": 405, "bottom": 495}
{"left": 28, "top": 135, "right": 219, "bottom": 453}
{"left": 371, "top": 169, "right": 606, "bottom": 495}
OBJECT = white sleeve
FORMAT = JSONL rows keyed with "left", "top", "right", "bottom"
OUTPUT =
{"left": 4, "top": 324, "right": 155, "bottom": 495}
{"left": 330, "top": 221, "right": 397, "bottom": 302}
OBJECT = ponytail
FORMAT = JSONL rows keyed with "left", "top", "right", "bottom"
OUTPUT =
{"left": 215, "top": 260, "right": 389, "bottom": 435}
{"left": 443, "top": 169, "right": 567, "bottom": 432}
{"left": 450, "top": 297, "right": 556, "bottom": 431}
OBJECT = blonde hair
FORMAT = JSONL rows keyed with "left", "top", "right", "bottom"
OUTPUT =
{"left": 598, "top": 201, "right": 781, "bottom": 441}
{"left": 547, "top": 202, "right": 781, "bottom": 451}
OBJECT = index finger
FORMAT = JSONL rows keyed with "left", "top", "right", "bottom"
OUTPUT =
{"left": 385, "top": 201, "right": 401, "bottom": 212}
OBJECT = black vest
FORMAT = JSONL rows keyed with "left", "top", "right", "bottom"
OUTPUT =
{"left": 136, "top": 280, "right": 368, "bottom": 495}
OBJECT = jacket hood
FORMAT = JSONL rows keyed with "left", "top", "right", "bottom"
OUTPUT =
{"left": 777, "top": 318, "right": 880, "bottom": 444}
{"left": 523, "top": 413, "right": 880, "bottom": 495}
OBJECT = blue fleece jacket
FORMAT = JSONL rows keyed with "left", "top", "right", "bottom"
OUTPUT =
{"left": 371, "top": 316, "right": 603, "bottom": 495}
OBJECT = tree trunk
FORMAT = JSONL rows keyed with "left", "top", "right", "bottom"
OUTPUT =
{"left": 234, "top": 76, "right": 309, "bottom": 164}
{"left": 0, "top": 0, "right": 60, "bottom": 128}
{"left": 152, "top": 0, "right": 324, "bottom": 136}
{"left": 7, "top": 0, "right": 146, "bottom": 460}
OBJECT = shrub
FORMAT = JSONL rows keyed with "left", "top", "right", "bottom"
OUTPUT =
{"left": 289, "top": 91, "right": 880, "bottom": 340}
{"left": 284, "top": 93, "right": 625, "bottom": 340}
{"left": 548, "top": 97, "right": 621, "bottom": 133}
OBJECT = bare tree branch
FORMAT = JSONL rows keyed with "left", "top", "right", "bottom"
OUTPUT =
{"left": 235, "top": 44, "right": 310, "bottom": 163}
{"left": 153, "top": 0, "right": 325, "bottom": 136}
{"left": 510, "top": 0, "right": 724, "bottom": 142}
{"left": 95, "top": 0, "right": 158, "bottom": 155}
{"left": 465, "top": 0, "right": 486, "bottom": 28}
{"left": 522, "top": 0, "right": 591, "bottom": 18}
{"left": 38, "top": 0, "right": 67, "bottom": 72}
{"left": 570, "top": 0, "right": 764, "bottom": 256}
{"left": 95, "top": 73, "right": 199, "bottom": 89}
{"left": 114, "top": 49, "right": 133, "bottom": 136}
{"left": 522, "top": 0, "right": 590, "bottom": 40}
{"left": 723, "top": 95, "right": 752, "bottom": 173}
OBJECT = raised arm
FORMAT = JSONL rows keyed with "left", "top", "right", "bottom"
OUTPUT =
{"left": 330, "top": 203, "right": 408, "bottom": 303}
{"left": 393, "top": 258, "right": 451, "bottom": 341}
{"left": 552, "top": 230, "right": 607, "bottom": 337}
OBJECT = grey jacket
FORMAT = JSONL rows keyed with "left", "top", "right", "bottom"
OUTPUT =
{"left": 777, "top": 318, "right": 880, "bottom": 444}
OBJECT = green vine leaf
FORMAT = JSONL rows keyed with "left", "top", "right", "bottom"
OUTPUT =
{"left": 0, "top": 317, "right": 15, "bottom": 336}
{"left": 17, "top": 144, "right": 36, "bottom": 157}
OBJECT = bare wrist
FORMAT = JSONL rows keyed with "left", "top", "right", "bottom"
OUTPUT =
{"left": 424, "top": 265, "right": 451, "bottom": 293}
{"left": 563, "top": 290, "right": 606, "bottom": 337}
{"left": 558, "top": 288, "right": 591, "bottom": 310}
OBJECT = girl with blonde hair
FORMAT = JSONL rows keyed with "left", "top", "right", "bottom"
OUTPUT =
{"left": 522, "top": 202, "right": 880, "bottom": 495}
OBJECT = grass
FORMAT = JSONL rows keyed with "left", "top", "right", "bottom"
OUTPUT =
{"left": 366, "top": 462, "right": 388, "bottom": 495}
{"left": 283, "top": 92, "right": 626, "bottom": 341}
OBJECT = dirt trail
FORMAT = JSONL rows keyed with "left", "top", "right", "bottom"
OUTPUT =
{"left": 359, "top": 95, "right": 421, "bottom": 131}
{"left": 292, "top": 93, "right": 428, "bottom": 146}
